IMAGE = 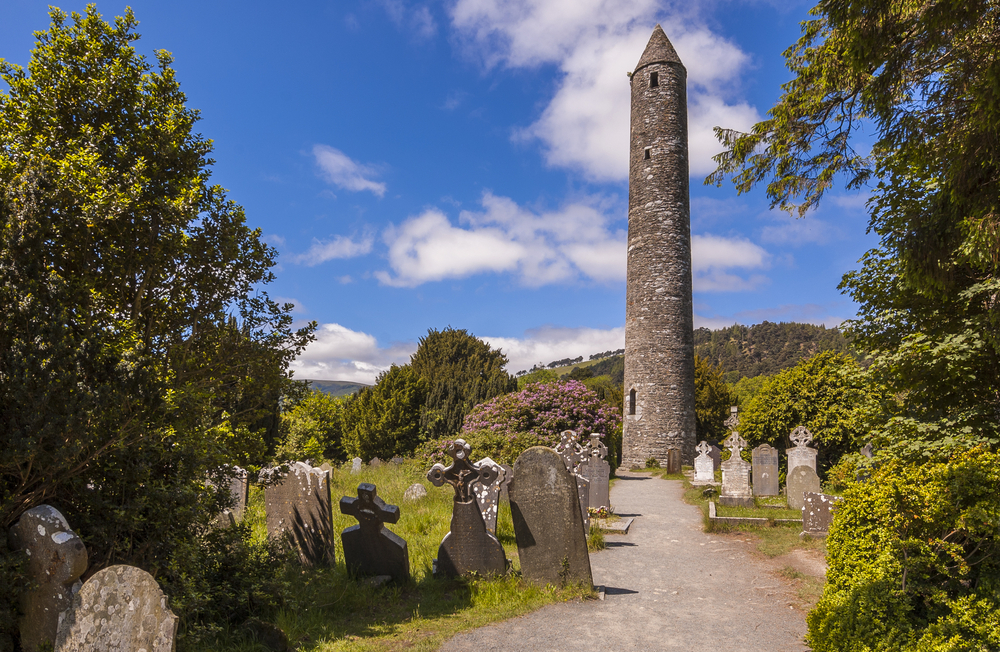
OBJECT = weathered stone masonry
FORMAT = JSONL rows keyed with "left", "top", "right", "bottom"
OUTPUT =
{"left": 622, "top": 25, "right": 697, "bottom": 468}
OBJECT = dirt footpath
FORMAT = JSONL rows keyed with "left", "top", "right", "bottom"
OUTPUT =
{"left": 440, "top": 472, "right": 810, "bottom": 652}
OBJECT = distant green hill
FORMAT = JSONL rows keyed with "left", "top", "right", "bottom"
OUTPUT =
{"left": 305, "top": 379, "right": 369, "bottom": 397}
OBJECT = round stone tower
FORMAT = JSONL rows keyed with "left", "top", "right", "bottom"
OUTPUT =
{"left": 621, "top": 25, "right": 697, "bottom": 469}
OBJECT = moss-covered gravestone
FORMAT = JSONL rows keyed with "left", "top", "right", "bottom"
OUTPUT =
{"left": 340, "top": 483, "right": 409, "bottom": 583}
{"left": 427, "top": 440, "right": 507, "bottom": 577}
{"left": 509, "top": 446, "right": 593, "bottom": 587}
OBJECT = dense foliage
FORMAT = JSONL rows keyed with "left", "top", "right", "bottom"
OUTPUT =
{"left": 410, "top": 327, "right": 517, "bottom": 440}
{"left": 275, "top": 388, "right": 346, "bottom": 464}
{"left": 341, "top": 365, "right": 427, "bottom": 460}
{"left": 809, "top": 449, "right": 1000, "bottom": 651}
{"left": 693, "top": 354, "right": 736, "bottom": 443}
{"left": 0, "top": 7, "right": 312, "bottom": 642}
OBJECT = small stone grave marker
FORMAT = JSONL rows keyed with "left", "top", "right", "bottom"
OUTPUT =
{"left": 787, "top": 465, "right": 822, "bottom": 510}
{"left": 351, "top": 457, "right": 362, "bottom": 473}
{"left": 802, "top": 492, "right": 843, "bottom": 537}
{"left": 403, "top": 483, "right": 427, "bottom": 501}
{"left": 509, "top": 446, "right": 593, "bottom": 587}
{"left": 427, "top": 440, "right": 506, "bottom": 577}
{"left": 263, "top": 461, "right": 335, "bottom": 567}
{"left": 9, "top": 505, "right": 88, "bottom": 652}
{"left": 340, "top": 483, "right": 409, "bottom": 583}
{"left": 787, "top": 426, "right": 818, "bottom": 474}
{"left": 54, "top": 565, "right": 177, "bottom": 652}
{"left": 665, "top": 447, "right": 681, "bottom": 474}
{"left": 693, "top": 441, "right": 715, "bottom": 483}
{"left": 370, "top": 457, "right": 383, "bottom": 467}
{"left": 720, "top": 410, "right": 753, "bottom": 507}
{"left": 752, "top": 444, "right": 779, "bottom": 496}
{"left": 390, "top": 456, "right": 405, "bottom": 465}
{"left": 579, "top": 433, "right": 610, "bottom": 509}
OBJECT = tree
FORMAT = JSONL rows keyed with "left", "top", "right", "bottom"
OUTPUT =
{"left": 693, "top": 354, "right": 735, "bottom": 443}
{"left": 341, "top": 365, "right": 426, "bottom": 460}
{"left": 0, "top": 6, "right": 312, "bottom": 637}
{"left": 275, "top": 389, "right": 345, "bottom": 464}
{"left": 708, "top": 0, "right": 1000, "bottom": 459}
{"left": 409, "top": 327, "right": 517, "bottom": 440}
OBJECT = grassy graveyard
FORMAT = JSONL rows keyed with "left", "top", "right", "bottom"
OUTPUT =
{"left": 194, "top": 461, "right": 595, "bottom": 652}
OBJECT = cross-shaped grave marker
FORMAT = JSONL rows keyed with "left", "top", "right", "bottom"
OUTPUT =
{"left": 553, "top": 430, "right": 591, "bottom": 530}
{"left": 339, "top": 482, "right": 409, "bottom": 583}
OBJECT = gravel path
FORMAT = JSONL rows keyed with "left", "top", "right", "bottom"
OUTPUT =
{"left": 440, "top": 471, "right": 809, "bottom": 651}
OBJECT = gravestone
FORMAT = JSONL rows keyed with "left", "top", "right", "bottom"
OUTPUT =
{"left": 579, "top": 434, "right": 611, "bottom": 509}
{"left": 390, "top": 456, "right": 405, "bottom": 465}
{"left": 752, "top": 444, "right": 779, "bottom": 496}
{"left": 802, "top": 492, "right": 843, "bottom": 537}
{"left": 860, "top": 442, "right": 873, "bottom": 459}
{"left": 427, "top": 440, "right": 507, "bottom": 577}
{"left": 787, "top": 465, "right": 822, "bottom": 510}
{"left": 720, "top": 410, "right": 753, "bottom": 507}
{"left": 710, "top": 445, "right": 722, "bottom": 471}
{"left": 786, "top": 426, "right": 818, "bottom": 474}
{"left": 403, "top": 483, "right": 427, "bottom": 501}
{"left": 351, "top": 457, "right": 362, "bottom": 473}
{"left": 693, "top": 441, "right": 715, "bottom": 483}
{"left": 54, "top": 565, "right": 177, "bottom": 652}
{"left": 223, "top": 465, "right": 250, "bottom": 523}
{"left": 370, "top": 457, "right": 383, "bottom": 467}
{"left": 340, "top": 483, "right": 409, "bottom": 583}
{"left": 665, "top": 447, "right": 681, "bottom": 474}
{"left": 9, "top": 506, "right": 88, "bottom": 652}
{"left": 263, "top": 461, "right": 335, "bottom": 567}
{"left": 472, "top": 456, "right": 506, "bottom": 533}
{"left": 509, "top": 446, "right": 593, "bottom": 587}
{"left": 555, "top": 430, "right": 591, "bottom": 529}
{"left": 857, "top": 442, "right": 875, "bottom": 482}
{"left": 319, "top": 462, "right": 334, "bottom": 476}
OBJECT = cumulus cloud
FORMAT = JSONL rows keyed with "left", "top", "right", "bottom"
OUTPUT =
{"left": 450, "top": 0, "right": 760, "bottom": 180}
{"left": 380, "top": 0, "right": 438, "bottom": 39}
{"left": 292, "top": 234, "right": 374, "bottom": 266}
{"left": 483, "top": 325, "right": 626, "bottom": 374}
{"left": 691, "top": 233, "right": 769, "bottom": 291}
{"left": 375, "top": 191, "right": 626, "bottom": 287}
{"left": 288, "top": 323, "right": 416, "bottom": 384}
{"left": 313, "top": 145, "right": 386, "bottom": 197}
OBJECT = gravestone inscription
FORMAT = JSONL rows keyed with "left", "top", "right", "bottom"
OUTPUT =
{"left": 263, "top": 461, "right": 335, "bottom": 567}
{"left": 787, "top": 465, "right": 822, "bottom": 511}
{"left": 509, "top": 446, "right": 593, "bottom": 587}
{"left": 693, "top": 441, "right": 715, "bottom": 483}
{"left": 427, "top": 440, "right": 507, "bottom": 577}
{"left": 340, "top": 483, "right": 409, "bottom": 583}
{"left": 9, "top": 505, "right": 88, "bottom": 652}
{"left": 752, "top": 444, "right": 779, "bottom": 496}
{"left": 54, "top": 565, "right": 177, "bottom": 652}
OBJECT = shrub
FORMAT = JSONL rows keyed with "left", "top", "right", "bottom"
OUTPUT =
{"left": 341, "top": 365, "right": 426, "bottom": 460}
{"left": 807, "top": 447, "right": 1000, "bottom": 652}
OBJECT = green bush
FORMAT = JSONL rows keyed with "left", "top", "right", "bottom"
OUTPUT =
{"left": 808, "top": 447, "right": 1000, "bottom": 651}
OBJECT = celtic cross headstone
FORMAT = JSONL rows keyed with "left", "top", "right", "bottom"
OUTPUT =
{"left": 787, "top": 425, "right": 818, "bottom": 474}
{"left": 340, "top": 483, "right": 409, "bottom": 583}
{"left": 720, "top": 409, "right": 753, "bottom": 507}
{"left": 693, "top": 440, "right": 715, "bottom": 483}
{"left": 554, "top": 430, "right": 591, "bottom": 530}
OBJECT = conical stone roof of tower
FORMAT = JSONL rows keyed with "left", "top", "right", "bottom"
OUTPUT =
{"left": 634, "top": 24, "right": 682, "bottom": 71}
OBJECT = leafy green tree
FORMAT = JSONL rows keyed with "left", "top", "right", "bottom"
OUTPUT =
{"left": 708, "top": 0, "right": 1000, "bottom": 459}
{"left": 341, "top": 365, "right": 427, "bottom": 460}
{"left": 730, "top": 374, "right": 768, "bottom": 407}
{"left": 275, "top": 389, "right": 345, "bottom": 464}
{"left": 0, "top": 6, "right": 311, "bottom": 637}
{"left": 694, "top": 354, "right": 736, "bottom": 443}
{"left": 517, "top": 368, "right": 558, "bottom": 388}
{"left": 409, "top": 327, "right": 517, "bottom": 440}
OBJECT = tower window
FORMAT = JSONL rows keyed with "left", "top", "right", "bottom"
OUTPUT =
{"left": 649, "top": 71, "right": 659, "bottom": 88}
{"left": 629, "top": 389, "right": 636, "bottom": 415}
{"left": 644, "top": 147, "right": 651, "bottom": 160}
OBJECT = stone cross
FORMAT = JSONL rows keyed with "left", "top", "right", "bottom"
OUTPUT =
{"left": 427, "top": 440, "right": 506, "bottom": 577}
{"left": 724, "top": 405, "right": 739, "bottom": 431}
{"left": 262, "top": 461, "right": 335, "bottom": 567}
{"left": 471, "top": 456, "right": 506, "bottom": 533}
{"left": 54, "top": 565, "right": 177, "bottom": 652}
{"left": 720, "top": 430, "right": 753, "bottom": 507}
{"left": 787, "top": 425, "right": 818, "bottom": 474}
{"left": 340, "top": 483, "right": 409, "bottom": 583}
{"left": 693, "top": 440, "right": 715, "bottom": 483}
{"left": 585, "top": 433, "right": 608, "bottom": 460}
{"left": 9, "top": 506, "right": 88, "bottom": 652}
{"left": 553, "top": 429, "right": 591, "bottom": 530}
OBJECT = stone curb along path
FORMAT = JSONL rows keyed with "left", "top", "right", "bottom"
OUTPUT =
{"left": 440, "top": 471, "right": 809, "bottom": 652}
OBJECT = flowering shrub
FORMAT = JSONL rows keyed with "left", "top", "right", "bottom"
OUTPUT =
{"left": 418, "top": 381, "right": 621, "bottom": 466}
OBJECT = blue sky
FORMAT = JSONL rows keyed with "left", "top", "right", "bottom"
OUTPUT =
{"left": 1, "top": 0, "right": 877, "bottom": 383}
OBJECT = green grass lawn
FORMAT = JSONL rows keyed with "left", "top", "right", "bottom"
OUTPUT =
{"left": 193, "top": 461, "right": 593, "bottom": 652}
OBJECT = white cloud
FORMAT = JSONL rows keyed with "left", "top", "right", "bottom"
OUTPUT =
{"left": 293, "top": 234, "right": 374, "bottom": 266}
{"left": 289, "top": 323, "right": 416, "bottom": 384}
{"left": 312, "top": 145, "right": 386, "bottom": 197}
{"left": 450, "top": 0, "right": 760, "bottom": 180}
{"left": 760, "top": 214, "right": 841, "bottom": 246}
{"left": 483, "top": 325, "right": 626, "bottom": 374}
{"left": 691, "top": 233, "right": 769, "bottom": 292}
{"left": 376, "top": 191, "right": 626, "bottom": 287}
{"left": 380, "top": 0, "right": 438, "bottom": 39}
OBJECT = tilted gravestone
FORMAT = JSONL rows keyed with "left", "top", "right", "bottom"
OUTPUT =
{"left": 579, "top": 433, "right": 611, "bottom": 509}
{"left": 752, "top": 444, "right": 779, "bottom": 496}
{"left": 54, "top": 565, "right": 177, "bottom": 652}
{"left": 787, "top": 426, "right": 818, "bottom": 474}
{"left": 787, "top": 465, "right": 822, "bottom": 511}
{"left": 665, "top": 447, "right": 681, "bottom": 474}
{"left": 427, "top": 440, "right": 507, "bottom": 577}
{"left": 693, "top": 441, "right": 715, "bottom": 483}
{"left": 720, "top": 410, "right": 753, "bottom": 507}
{"left": 509, "top": 447, "right": 593, "bottom": 587}
{"left": 9, "top": 506, "right": 88, "bottom": 652}
{"left": 554, "top": 429, "right": 591, "bottom": 531}
{"left": 340, "top": 483, "right": 409, "bottom": 583}
{"left": 263, "top": 461, "right": 335, "bottom": 567}
{"left": 802, "top": 492, "right": 843, "bottom": 537}
{"left": 472, "top": 456, "right": 506, "bottom": 534}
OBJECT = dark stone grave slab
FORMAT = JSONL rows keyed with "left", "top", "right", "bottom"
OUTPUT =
{"left": 802, "top": 492, "right": 843, "bottom": 537}
{"left": 340, "top": 483, "right": 409, "bottom": 583}
{"left": 427, "top": 440, "right": 506, "bottom": 577}
{"left": 263, "top": 461, "right": 335, "bottom": 567}
{"left": 752, "top": 444, "right": 779, "bottom": 496}
{"left": 665, "top": 447, "right": 681, "bottom": 474}
{"left": 509, "top": 446, "right": 593, "bottom": 587}
{"left": 710, "top": 445, "right": 722, "bottom": 471}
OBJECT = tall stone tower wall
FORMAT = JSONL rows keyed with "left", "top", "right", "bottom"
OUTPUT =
{"left": 621, "top": 26, "right": 697, "bottom": 468}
